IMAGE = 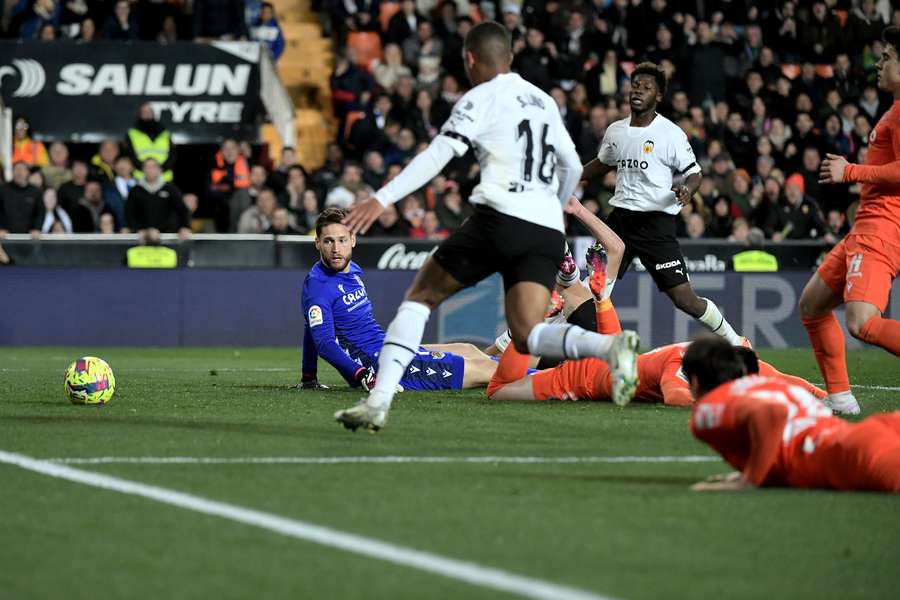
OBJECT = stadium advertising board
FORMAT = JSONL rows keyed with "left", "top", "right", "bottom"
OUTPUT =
{"left": 0, "top": 41, "right": 263, "bottom": 143}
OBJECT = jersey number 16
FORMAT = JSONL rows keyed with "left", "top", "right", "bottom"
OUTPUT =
{"left": 516, "top": 119, "right": 556, "bottom": 185}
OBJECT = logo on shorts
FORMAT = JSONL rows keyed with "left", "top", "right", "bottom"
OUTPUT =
{"left": 308, "top": 305, "right": 323, "bottom": 327}
{"left": 643, "top": 140, "right": 655, "bottom": 154}
{"left": 848, "top": 253, "right": 863, "bottom": 278}
{"left": 655, "top": 260, "right": 681, "bottom": 270}
{"left": 430, "top": 351, "right": 445, "bottom": 359}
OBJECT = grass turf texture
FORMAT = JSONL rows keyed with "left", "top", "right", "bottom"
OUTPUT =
{"left": 1, "top": 347, "right": 898, "bottom": 600}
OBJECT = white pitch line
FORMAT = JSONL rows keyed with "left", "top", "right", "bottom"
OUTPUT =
{"left": 0, "top": 450, "right": 614, "bottom": 600}
{"left": 47, "top": 455, "right": 721, "bottom": 465}
{"left": 850, "top": 384, "right": 900, "bottom": 392}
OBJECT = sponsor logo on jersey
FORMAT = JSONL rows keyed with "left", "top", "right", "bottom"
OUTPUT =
{"left": 643, "top": 140, "right": 655, "bottom": 154}
{"left": 655, "top": 260, "right": 681, "bottom": 270}
{"left": 341, "top": 288, "right": 368, "bottom": 306}
{"left": 308, "top": 305, "right": 323, "bottom": 327}
{"left": 617, "top": 158, "right": 650, "bottom": 170}
{"left": 463, "top": 101, "right": 474, "bottom": 111}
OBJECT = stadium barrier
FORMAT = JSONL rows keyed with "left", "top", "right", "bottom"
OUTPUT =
{"left": 4, "top": 236, "right": 895, "bottom": 349}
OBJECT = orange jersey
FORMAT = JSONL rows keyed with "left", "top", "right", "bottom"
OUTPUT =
{"left": 691, "top": 375, "right": 900, "bottom": 491}
{"left": 844, "top": 99, "right": 900, "bottom": 246}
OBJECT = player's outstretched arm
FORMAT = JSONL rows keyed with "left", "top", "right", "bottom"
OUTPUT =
{"left": 345, "top": 136, "right": 457, "bottom": 235}
{"left": 581, "top": 158, "right": 616, "bottom": 182}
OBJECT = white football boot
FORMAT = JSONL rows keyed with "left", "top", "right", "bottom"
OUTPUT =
{"left": 335, "top": 400, "right": 388, "bottom": 432}
{"left": 609, "top": 330, "right": 640, "bottom": 407}
{"left": 823, "top": 391, "right": 861, "bottom": 415}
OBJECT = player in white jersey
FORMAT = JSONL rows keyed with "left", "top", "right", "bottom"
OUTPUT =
{"left": 581, "top": 62, "right": 743, "bottom": 345}
{"left": 335, "top": 21, "right": 640, "bottom": 431}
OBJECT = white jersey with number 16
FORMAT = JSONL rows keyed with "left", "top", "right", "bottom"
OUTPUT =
{"left": 439, "top": 72, "right": 581, "bottom": 233}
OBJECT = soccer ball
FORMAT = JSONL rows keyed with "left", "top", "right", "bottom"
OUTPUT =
{"left": 64, "top": 357, "right": 116, "bottom": 405}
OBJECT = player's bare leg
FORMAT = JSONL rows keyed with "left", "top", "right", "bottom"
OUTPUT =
{"left": 799, "top": 273, "right": 859, "bottom": 414}
{"left": 335, "top": 258, "right": 464, "bottom": 431}
{"left": 425, "top": 343, "right": 492, "bottom": 361}
{"left": 510, "top": 282, "right": 639, "bottom": 406}
{"left": 846, "top": 300, "right": 900, "bottom": 355}
{"left": 461, "top": 356, "right": 500, "bottom": 388}
{"left": 666, "top": 283, "right": 743, "bottom": 344}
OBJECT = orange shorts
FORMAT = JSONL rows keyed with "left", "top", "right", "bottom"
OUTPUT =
{"left": 530, "top": 358, "right": 610, "bottom": 401}
{"left": 809, "top": 413, "right": 900, "bottom": 492}
{"left": 816, "top": 233, "right": 900, "bottom": 312}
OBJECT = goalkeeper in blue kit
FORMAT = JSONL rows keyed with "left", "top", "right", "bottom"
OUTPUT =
{"left": 299, "top": 208, "right": 497, "bottom": 391}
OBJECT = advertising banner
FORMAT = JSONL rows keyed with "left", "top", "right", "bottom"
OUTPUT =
{"left": 0, "top": 41, "right": 263, "bottom": 143}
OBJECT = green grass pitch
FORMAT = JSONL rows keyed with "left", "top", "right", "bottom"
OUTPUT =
{"left": 1, "top": 346, "right": 898, "bottom": 600}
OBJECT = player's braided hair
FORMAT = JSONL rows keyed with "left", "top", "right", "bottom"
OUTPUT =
{"left": 682, "top": 336, "right": 746, "bottom": 396}
{"left": 314, "top": 207, "right": 347, "bottom": 237}
{"left": 631, "top": 61, "right": 667, "bottom": 96}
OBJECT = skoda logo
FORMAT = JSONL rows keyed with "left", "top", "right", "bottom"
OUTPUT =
{"left": 0, "top": 59, "right": 47, "bottom": 97}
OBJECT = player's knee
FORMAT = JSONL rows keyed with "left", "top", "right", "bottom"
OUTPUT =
{"left": 845, "top": 304, "right": 879, "bottom": 340}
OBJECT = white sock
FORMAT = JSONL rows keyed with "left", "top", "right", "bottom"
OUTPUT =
{"left": 697, "top": 298, "right": 741, "bottom": 344}
{"left": 370, "top": 301, "right": 431, "bottom": 409}
{"left": 526, "top": 322, "right": 615, "bottom": 360}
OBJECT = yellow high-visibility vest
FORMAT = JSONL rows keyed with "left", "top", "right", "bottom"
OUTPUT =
{"left": 128, "top": 128, "right": 173, "bottom": 181}
{"left": 732, "top": 250, "right": 778, "bottom": 272}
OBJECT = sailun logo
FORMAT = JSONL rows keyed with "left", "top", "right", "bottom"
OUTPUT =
{"left": 0, "top": 59, "right": 46, "bottom": 97}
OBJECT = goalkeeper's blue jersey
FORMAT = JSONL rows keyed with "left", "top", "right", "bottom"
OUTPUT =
{"left": 300, "top": 260, "right": 465, "bottom": 390}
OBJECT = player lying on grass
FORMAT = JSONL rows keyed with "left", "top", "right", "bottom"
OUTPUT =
{"left": 685, "top": 336, "right": 900, "bottom": 493}
{"left": 801, "top": 26, "right": 900, "bottom": 416}
{"left": 486, "top": 292, "right": 824, "bottom": 405}
{"left": 484, "top": 197, "right": 625, "bottom": 369}
{"left": 300, "top": 208, "right": 498, "bottom": 391}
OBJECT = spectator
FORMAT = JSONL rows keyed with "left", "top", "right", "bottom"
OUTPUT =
{"left": 410, "top": 89, "right": 449, "bottom": 142}
{"left": 729, "top": 169, "right": 753, "bottom": 217}
{"left": 366, "top": 203, "right": 410, "bottom": 237}
{"left": 686, "top": 212, "right": 706, "bottom": 239}
{"left": 826, "top": 208, "right": 849, "bottom": 241}
{"left": 157, "top": 14, "right": 178, "bottom": 43}
{"left": 384, "top": 128, "right": 416, "bottom": 166}
{"left": 553, "top": 10, "right": 591, "bottom": 85}
{"left": 823, "top": 113, "right": 854, "bottom": 156}
{"left": 0, "top": 162, "right": 43, "bottom": 236}
{"left": 769, "top": 173, "right": 827, "bottom": 241}
{"left": 77, "top": 17, "right": 96, "bottom": 41}
{"left": 208, "top": 138, "right": 250, "bottom": 231}
{"left": 40, "top": 188, "right": 73, "bottom": 234}
{"left": 267, "top": 146, "right": 299, "bottom": 194}
{"left": 28, "top": 170, "right": 45, "bottom": 191}
{"left": 374, "top": 44, "right": 413, "bottom": 92}
{"left": 90, "top": 139, "right": 120, "bottom": 182}
{"left": 99, "top": 213, "right": 116, "bottom": 234}
{"left": 11, "top": 118, "right": 48, "bottom": 168}
{"left": 362, "top": 150, "right": 386, "bottom": 189}
{"left": 126, "top": 158, "right": 191, "bottom": 241}
{"left": 296, "top": 189, "right": 321, "bottom": 233}
{"left": 513, "top": 27, "right": 555, "bottom": 93}
{"left": 348, "top": 93, "right": 395, "bottom": 155}
{"left": 325, "top": 163, "right": 366, "bottom": 209}
{"left": 799, "top": 1, "right": 842, "bottom": 63}
{"left": 585, "top": 49, "right": 626, "bottom": 106}
{"left": 708, "top": 196, "right": 734, "bottom": 238}
{"left": 39, "top": 23, "right": 56, "bottom": 39}
{"left": 850, "top": 0, "right": 885, "bottom": 50}
{"left": 266, "top": 207, "right": 304, "bottom": 235}
{"left": 102, "top": 156, "right": 136, "bottom": 229}
{"left": 385, "top": 0, "right": 422, "bottom": 45}
{"left": 728, "top": 217, "right": 750, "bottom": 244}
{"left": 125, "top": 103, "right": 175, "bottom": 182}
{"left": 402, "top": 20, "right": 443, "bottom": 72}
{"left": 237, "top": 187, "right": 278, "bottom": 233}
{"left": 410, "top": 209, "right": 448, "bottom": 240}
{"left": 103, "top": 0, "right": 139, "bottom": 40}
{"left": 723, "top": 112, "right": 757, "bottom": 171}
{"left": 278, "top": 165, "right": 309, "bottom": 214}
{"left": 229, "top": 164, "right": 268, "bottom": 232}
{"left": 193, "top": 0, "right": 248, "bottom": 40}
{"left": 70, "top": 181, "right": 111, "bottom": 233}
{"left": 689, "top": 21, "right": 727, "bottom": 103}
{"left": 311, "top": 143, "right": 344, "bottom": 196}
{"left": 8, "top": 0, "right": 60, "bottom": 39}
{"left": 502, "top": 3, "right": 525, "bottom": 48}
{"left": 330, "top": 49, "right": 375, "bottom": 122}
{"left": 58, "top": 160, "right": 89, "bottom": 214}
{"left": 435, "top": 184, "right": 472, "bottom": 232}
{"left": 41, "top": 142, "right": 72, "bottom": 190}
{"left": 250, "top": 2, "right": 285, "bottom": 61}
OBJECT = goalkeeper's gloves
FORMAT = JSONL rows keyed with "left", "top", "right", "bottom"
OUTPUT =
{"left": 354, "top": 366, "right": 377, "bottom": 391}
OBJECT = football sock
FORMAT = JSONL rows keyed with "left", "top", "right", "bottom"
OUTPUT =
{"left": 802, "top": 312, "right": 850, "bottom": 394}
{"left": 486, "top": 345, "right": 532, "bottom": 398}
{"left": 697, "top": 298, "right": 742, "bottom": 344}
{"left": 595, "top": 298, "right": 622, "bottom": 334}
{"left": 526, "top": 322, "right": 615, "bottom": 360}
{"left": 858, "top": 315, "right": 900, "bottom": 356}
{"left": 369, "top": 301, "right": 431, "bottom": 410}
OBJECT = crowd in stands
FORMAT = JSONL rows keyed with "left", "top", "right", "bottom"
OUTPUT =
{"left": 1, "top": 0, "right": 895, "bottom": 250}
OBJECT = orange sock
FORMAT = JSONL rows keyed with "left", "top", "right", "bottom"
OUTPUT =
{"left": 595, "top": 298, "right": 622, "bottom": 334}
{"left": 802, "top": 313, "right": 850, "bottom": 394}
{"left": 859, "top": 316, "right": 900, "bottom": 356}
{"left": 487, "top": 345, "right": 532, "bottom": 398}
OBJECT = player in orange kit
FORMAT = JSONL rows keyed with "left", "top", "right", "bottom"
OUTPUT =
{"left": 487, "top": 280, "right": 825, "bottom": 405}
{"left": 685, "top": 337, "right": 900, "bottom": 493}
{"left": 802, "top": 26, "right": 900, "bottom": 416}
